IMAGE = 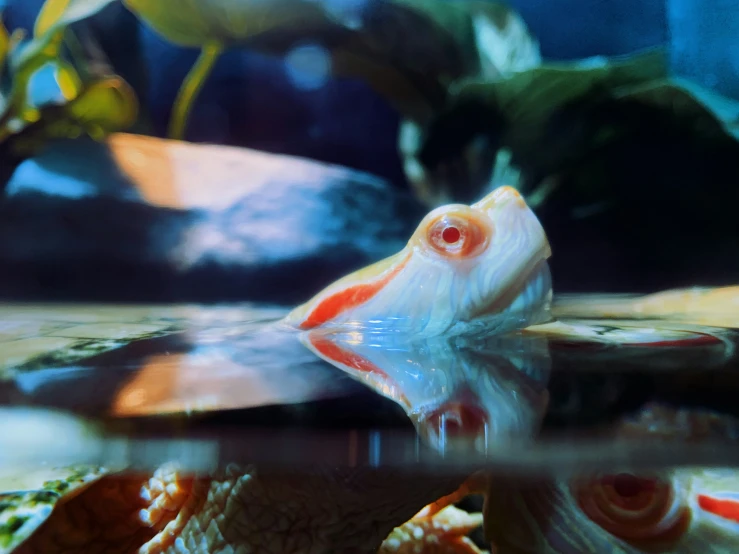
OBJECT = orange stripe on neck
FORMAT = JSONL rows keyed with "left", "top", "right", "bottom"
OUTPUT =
{"left": 308, "top": 334, "right": 411, "bottom": 409}
{"left": 309, "top": 335, "right": 388, "bottom": 377}
{"left": 299, "top": 253, "right": 411, "bottom": 329}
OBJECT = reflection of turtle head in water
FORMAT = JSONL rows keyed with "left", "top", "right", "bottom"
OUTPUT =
{"left": 284, "top": 185, "right": 553, "bottom": 337}
{"left": 482, "top": 428, "right": 739, "bottom": 553}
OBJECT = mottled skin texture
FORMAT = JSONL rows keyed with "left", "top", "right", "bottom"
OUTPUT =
{"left": 16, "top": 465, "right": 466, "bottom": 554}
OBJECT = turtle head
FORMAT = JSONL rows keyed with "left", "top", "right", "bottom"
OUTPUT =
{"left": 284, "top": 186, "right": 552, "bottom": 336}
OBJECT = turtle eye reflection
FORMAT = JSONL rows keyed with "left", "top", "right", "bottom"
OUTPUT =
{"left": 426, "top": 214, "right": 490, "bottom": 258}
{"left": 423, "top": 402, "right": 488, "bottom": 439}
{"left": 571, "top": 472, "right": 691, "bottom": 545}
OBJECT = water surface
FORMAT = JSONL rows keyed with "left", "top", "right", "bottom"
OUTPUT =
{"left": 2, "top": 299, "right": 739, "bottom": 475}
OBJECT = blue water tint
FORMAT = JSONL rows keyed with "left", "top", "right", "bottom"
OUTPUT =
{"left": 14, "top": 366, "right": 92, "bottom": 395}
{"left": 506, "top": 0, "right": 667, "bottom": 60}
{"left": 2, "top": 0, "right": 44, "bottom": 32}
{"left": 26, "top": 62, "right": 65, "bottom": 107}
{"left": 6, "top": 160, "right": 99, "bottom": 199}
{"left": 711, "top": 492, "right": 739, "bottom": 501}
{"left": 669, "top": 0, "right": 739, "bottom": 100}
{"left": 5, "top": 138, "right": 143, "bottom": 201}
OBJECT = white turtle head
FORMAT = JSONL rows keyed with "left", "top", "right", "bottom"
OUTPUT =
{"left": 284, "top": 186, "right": 552, "bottom": 336}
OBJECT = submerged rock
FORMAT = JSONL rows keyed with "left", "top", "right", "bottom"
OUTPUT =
{"left": 1, "top": 134, "right": 424, "bottom": 303}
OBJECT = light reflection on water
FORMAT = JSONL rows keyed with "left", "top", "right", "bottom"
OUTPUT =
{"left": 303, "top": 318, "right": 739, "bottom": 460}
{"left": 0, "top": 294, "right": 739, "bottom": 473}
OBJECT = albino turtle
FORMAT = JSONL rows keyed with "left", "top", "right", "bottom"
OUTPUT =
{"left": 0, "top": 185, "right": 551, "bottom": 554}
{"left": 2, "top": 185, "right": 739, "bottom": 553}
{"left": 283, "top": 185, "right": 553, "bottom": 338}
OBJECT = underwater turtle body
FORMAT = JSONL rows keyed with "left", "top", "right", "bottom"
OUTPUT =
{"left": 0, "top": 454, "right": 483, "bottom": 554}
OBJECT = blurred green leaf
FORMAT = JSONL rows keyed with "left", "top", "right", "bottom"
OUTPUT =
{"left": 401, "top": 48, "right": 669, "bottom": 207}
{"left": 451, "top": 48, "right": 668, "bottom": 129}
{"left": 395, "top": 0, "right": 541, "bottom": 207}
{"left": 453, "top": 0, "right": 541, "bottom": 79}
{"left": 7, "top": 75, "right": 139, "bottom": 154}
{"left": 54, "top": 59, "right": 83, "bottom": 101}
{"left": 0, "top": 0, "right": 138, "bottom": 151}
{"left": 0, "top": 17, "right": 9, "bottom": 69}
{"left": 34, "top": 0, "right": 118, "bottom": 38}
{"left": 612, "top": 77, "right": 739, "bottom": 141}
{"left": 122, "top": 0, "right": 330, "bottom": 48}
{"left": 12, "top": 0, "right": 117, "bottom": 72}
{"left": 167, "top": 40, "right": 222, "bottom": 140}
{"left": 3, "top": 0, "right": 116, "bottom": 131}
{"left": 123, "top": 0, "right": 532, "bottom": 128}
{"left": 122, "top": 0, "right": 481, "bottom": 137}
{"left": 13, "top": 60, "right": 79, "bottom": 126}
{"left": 415, "top": 48, "right": 739, "bottom": 214}
{"left": 66, "top": 76, "right": 138, "bottom": 137}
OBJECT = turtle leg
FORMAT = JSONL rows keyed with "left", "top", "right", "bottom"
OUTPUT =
{"left": 136, "top": 463, "right": 207, "bottom": 554}
{"left": 372, "top": 472, "right": 491, "bottom": 553}
{"left": 17, "top": 464, "right": 465, "bottom": 554}
{"left": 379, "top": 504, "right": 488, "bottom": 554}
{"left": 419, "top": 471, "right": 489, "bottom": 517}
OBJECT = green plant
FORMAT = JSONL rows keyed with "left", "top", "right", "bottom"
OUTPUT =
{"left": 0, "top": 0, "right": 139, "bottom": 154}
{"left": 122, "top": 0, "right": 531, "bottom": 139}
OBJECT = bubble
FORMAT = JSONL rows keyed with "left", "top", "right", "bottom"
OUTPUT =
{"left": 284, "top": 44, "right": 331, "bottom": 91}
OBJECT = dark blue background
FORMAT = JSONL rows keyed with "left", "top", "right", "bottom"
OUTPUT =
{"left": 4, "top": 0, "right": 676, "bottom": 186}
{"left": 4, "top": 0, "right": 739, "bottom": 296}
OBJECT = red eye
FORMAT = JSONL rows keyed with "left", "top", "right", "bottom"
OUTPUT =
{"left": 441, "top": 226, "right": 461, "bottom": 244}
{"left": 571, "top": 473, "right": 691, "bottom": 546}
{"left": 426, "top": 214, "right": 490, "bottom": 258}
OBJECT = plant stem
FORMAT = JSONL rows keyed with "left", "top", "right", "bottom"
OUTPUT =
{"left": 168, "top": 40, "right": 223, "bottom": 140}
